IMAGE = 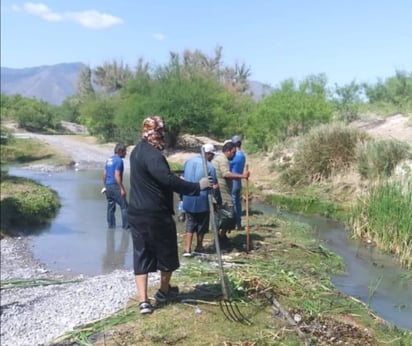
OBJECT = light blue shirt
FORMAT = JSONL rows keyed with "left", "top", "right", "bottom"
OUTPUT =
{"left": 182, "top": 156, "right": 217, "bottom": 213}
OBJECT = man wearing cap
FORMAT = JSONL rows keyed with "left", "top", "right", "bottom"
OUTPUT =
{"left": 181, "top": 143, "right": 219, "bottom": 257}
{"left": 212, "top": 141, "right": 250, "bottom": 243}
{"left": 128, "top": 115, "right": 213, "bottom": 315}
{"left": 230, "top": 135, "right": 247, "bottom": 230}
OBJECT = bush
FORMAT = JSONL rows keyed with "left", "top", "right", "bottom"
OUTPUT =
{"left": 0, "top": 174, "right": 61, "bottom": 235}
{"left": 281, "top": 123, "right": 368, "bottom": 186}
{"left": 356, "top": 139, "right": 411, "bottom": 179}
{"left": 0, "top": 126, "right": 14, "bottom": 145}
{"left": 348, "top": 179, "right": 412, "bottom": 269}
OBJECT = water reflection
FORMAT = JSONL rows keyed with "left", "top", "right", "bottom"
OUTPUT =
{"left": 102, "top": 228, "right": 130, "bottom": 273}
{"left": 7, "top": 168, "right": 134, "bottom": 276}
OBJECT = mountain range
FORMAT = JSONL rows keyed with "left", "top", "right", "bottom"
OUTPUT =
{"left": 1, "top": 63, "right": 86, "bottom": 105}
{"left": 1, "top": 62, "right": 271, "bottom": 105}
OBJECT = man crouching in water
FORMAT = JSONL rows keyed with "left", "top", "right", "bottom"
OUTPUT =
{"left": 127, "top": 115, "right": 213, "bottom": 314}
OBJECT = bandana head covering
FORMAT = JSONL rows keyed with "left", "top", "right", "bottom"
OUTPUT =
{"left": 142, "top": 115, "right": 166, "bottom": 150}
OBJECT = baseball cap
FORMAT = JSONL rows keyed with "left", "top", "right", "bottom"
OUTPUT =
{"left": 202, "top": 143, "right": 216, "bottom": 154}
{"left": 232, "top": 135, "right": 242, "bottom": 144}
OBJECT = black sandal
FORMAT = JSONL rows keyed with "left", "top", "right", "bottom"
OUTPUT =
{"left": 139, "top": 301, "right": 154, "bottom": 314}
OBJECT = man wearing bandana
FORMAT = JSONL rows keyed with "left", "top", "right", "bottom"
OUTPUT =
{"left": 128, "top": 115, "right": 213, "bottom": 314}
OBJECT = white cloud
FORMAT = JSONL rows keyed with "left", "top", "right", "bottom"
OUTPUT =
{"left": 24, "top": 2, "right": 62, "bottom": 22}
{"left": 15, "top": 2, "right": 123, "bottom": 29}
{"left": 66, "top": 10, "right": 123, "bottom": 29}
{"left": 152, "top": 33, "right": 165, "bottom": 41}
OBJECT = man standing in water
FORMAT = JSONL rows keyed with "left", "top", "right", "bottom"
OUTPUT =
{"left": 103, "top": 143, "right": 128, "bottom": 229}
{"left": 128, "top": 115, "right": 213, "bottom": 314}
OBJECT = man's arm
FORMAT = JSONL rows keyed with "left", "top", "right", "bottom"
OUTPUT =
{"left": 115, "top": 170, "right": 126, "bottom": 197}
{"left": 223, "top": 170, "right": 250, "bottom": 180}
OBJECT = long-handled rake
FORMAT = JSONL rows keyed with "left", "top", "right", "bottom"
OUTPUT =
{"left": 201, "top": 146, "right": 251, "bottom": 324}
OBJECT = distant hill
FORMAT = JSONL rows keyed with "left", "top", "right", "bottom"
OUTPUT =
{"left": 1, "top": 62, "right": 272, "bottom": 105}
{"left": 1, "top": 62, "right": 86, "bottom": 105}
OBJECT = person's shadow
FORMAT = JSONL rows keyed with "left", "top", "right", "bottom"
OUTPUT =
{"left": 102, "top": 228, "right": 130, "bottom": 273}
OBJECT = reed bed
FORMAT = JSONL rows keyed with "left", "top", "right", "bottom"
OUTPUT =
{"left": 349, "top": 178, "right": 412, "bottom": 269}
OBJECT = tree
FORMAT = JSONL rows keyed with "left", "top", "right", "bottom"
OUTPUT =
{"left": 363, "top": 70, "right": 412, "bottom": 112}
{"left": 333, "top": 81, "right": 362, "bottom": 122}
{"left": 78, "top": 97, "right": 117, "bottom": 141}
{"left": 77, "top": 66, "right": 95, "bottom": 98}
{"left": 15, "top": 98, "right": 58, "bottom": 131}
{"left": 247, "top": 76, "right": 333, "bottom": 151}
{"left": 93, "top": 60, "right": 133, "bottom": 93}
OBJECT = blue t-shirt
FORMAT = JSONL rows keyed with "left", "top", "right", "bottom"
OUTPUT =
{"left": 230, "top": 150, "right": 246, "bottom": 189}
{"left": 182, "top": 156, "right": 217, "bottom": 213}
{"left": 230, "top": 150, "right": 246, "bottom": 174}
{"left": 104, "top": 155, "right": 124, "bottom": 185}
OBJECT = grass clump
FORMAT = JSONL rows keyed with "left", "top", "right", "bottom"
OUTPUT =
{"left": 356, "top": 139, "right": 411, "bottom": 179}
{"left": 348, "top": 179, "right": 412, "bottom": 269}
{"left": 0, "top": 137, "right": 70, "bottom": 166}
{"left": 280, "top": 123, "right": 368, "bottom": 186}
{"left": 0, "top": 172, "right": 61, "bottom": 236}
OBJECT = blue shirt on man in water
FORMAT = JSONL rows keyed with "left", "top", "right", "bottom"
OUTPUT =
{"left": 105, "top": 155, "right": 124, "bottom": 185}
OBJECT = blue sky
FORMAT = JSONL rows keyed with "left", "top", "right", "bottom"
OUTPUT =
{"left": 1, "top": 1, "right": 411, "bottom": 87}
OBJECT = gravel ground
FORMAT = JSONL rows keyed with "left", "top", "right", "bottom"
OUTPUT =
{"left": 0, "top": 132, "right": 158, "bottom": 346}
{"left": 1, "top": 237, "right": 160, "bottom": 346}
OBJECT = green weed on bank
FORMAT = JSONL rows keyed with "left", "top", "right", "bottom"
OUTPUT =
{"left": 0, "top": 137, "right": 69, "bottom": 166}
{"left": 0, "top": 173, "right": 61, "bottom": 236}
{"left": 349, "top": 179, "right": 412, "bottom": 269}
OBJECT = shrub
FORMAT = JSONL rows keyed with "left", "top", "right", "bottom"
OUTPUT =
{"left": 0, "top": 174, "right": 61, "bottom": 235}
{"left": 348, "top": 179, "right": 412, "bottom": 269}
{"left": 0, "top": 126, "right": 14, "bottom": 145}
{"left": 356, "top": 139, "right": 411, "bottom": 179}
{"left": 281, "top": 123, "right": 368, "bottom": 186}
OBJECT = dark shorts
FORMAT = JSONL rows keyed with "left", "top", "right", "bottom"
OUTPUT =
{"left": 216, "top": 203, "right": 236, "bottom": 231}
{"left": 129, "top": 213, "right": 179, "bottom": 275}
{"left": 185, "top": 211, "right": 209, "bottom": 235}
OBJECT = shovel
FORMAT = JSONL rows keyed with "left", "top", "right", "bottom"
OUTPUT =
{"left": 201, "top": 146, "right": 251, "bottom": 324}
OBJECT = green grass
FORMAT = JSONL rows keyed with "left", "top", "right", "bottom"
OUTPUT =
{"left": 0, "top": 137, "right": 70, "bottom": 166}
{"left": 349, "top": 179, "right": 412, "bottom": 269}
{"left": 264, "top": 193, "right": 344, "bottom": 219}
{"left": 356, "top": 139, "right": 411, "bottom": 179}
{"left": 0, "top": 173, "right": 61, "bottom": 236}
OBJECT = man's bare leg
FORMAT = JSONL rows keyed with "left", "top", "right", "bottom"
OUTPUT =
{"left": 135, "top": 274, "right": 148, "bottom": 302}
{"left": 184, "top": 232, "right": 193, "bottom": 253}
{"left": 160, "top": 271, "right": 172, "bottom": 294}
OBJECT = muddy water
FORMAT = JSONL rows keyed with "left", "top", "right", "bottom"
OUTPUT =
{"left": 7, "top": 168, "right": 412, "bottom": 329}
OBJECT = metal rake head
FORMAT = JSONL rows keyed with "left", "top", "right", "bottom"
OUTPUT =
{"left": 219, "top": 299, "right": 251, "bottom": 325}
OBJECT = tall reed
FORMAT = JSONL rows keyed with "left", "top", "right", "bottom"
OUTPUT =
{"left": 349, "top": 178, "right": 412, "bottom": 269}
